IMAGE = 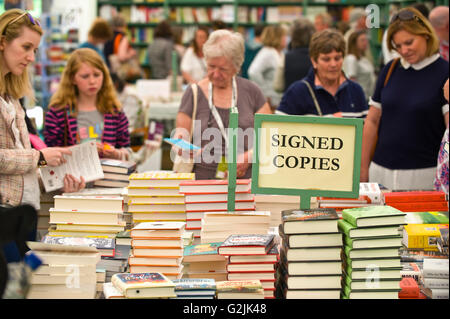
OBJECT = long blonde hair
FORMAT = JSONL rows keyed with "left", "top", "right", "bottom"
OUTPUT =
{"left": 49, "top": 48, "right": 121, "bottom": 114}
{"left": 0, "top": 9, "right": 43, "bottom": 100}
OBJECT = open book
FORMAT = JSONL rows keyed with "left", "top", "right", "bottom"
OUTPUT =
{"left": 39, "top": 141, "right": 104, "bottom": 192}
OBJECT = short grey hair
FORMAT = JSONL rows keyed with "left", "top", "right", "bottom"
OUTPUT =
{"left": 291, "top": 18, "right": 316, "bottom": 49}
{"left": 349, "top": 7, "right": 366, "bottom": 24}
{"left": 203, "top": 29, "right": 245, "bottom": 71}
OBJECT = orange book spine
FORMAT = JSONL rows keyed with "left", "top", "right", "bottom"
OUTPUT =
{"left": 398, "top": 277, "right": 420, "bottom": 298}
{"left": 389, "top": 201, "right": 448, "bottom": 212}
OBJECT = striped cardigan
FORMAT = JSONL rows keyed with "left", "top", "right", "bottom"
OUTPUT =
{"left": 44, "top": 106, "right": 130, "bottom": 149}
{"left": 0, "top": 97, "right": 40, "bottom": 207}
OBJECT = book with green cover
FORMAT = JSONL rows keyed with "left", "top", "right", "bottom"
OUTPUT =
{"left": 343, "top": 275, "right": 402, "bottom": 291}
{"left": 344, "top": 256, "right": 401, "bottom": 269}
{"left": 344, "top": 235, "right": 403, "bottom": 249}
{"left": 344, "top": 246, "right": 400, "bottom": 259}
{"left": 342, "top": 206, "right": 406, "bottom": 227}
{"left": 344, "top": 263, "right": 402, "bottom": 280}
{"left": 342, "top": 284, "right": 401, "bottom": 299}
{"left": 405, "top": 211, "right": 449, "bottom": 224}
{"left": 338, "top": 219, "right": 401, "bottom": 238}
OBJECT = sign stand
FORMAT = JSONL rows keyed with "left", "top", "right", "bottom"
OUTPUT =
{"left": 251, "top": 114, "right": 364, "bottom": 211}
{"left": 227, "top": 106, "right": 239, "bottom": 211}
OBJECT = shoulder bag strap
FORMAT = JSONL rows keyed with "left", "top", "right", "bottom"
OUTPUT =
{"left": 190, "top": 84, "right": 198, "bottom": 142}
{"left": 302, "top": 79, "right": 323, "bottom": 116}
{"left": 383, "top": 58, "right": 399, "bottom": 87}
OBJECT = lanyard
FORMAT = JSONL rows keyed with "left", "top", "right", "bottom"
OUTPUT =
{"left": 208, "top": 76, "right": 237, "bottom": 146}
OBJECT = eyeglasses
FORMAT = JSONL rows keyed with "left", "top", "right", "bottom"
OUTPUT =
{"left": 390, "top": 10, "right": 427, "bottom": 28}
{"left": 3, "top": 11, "right": 41, "bottom": 34}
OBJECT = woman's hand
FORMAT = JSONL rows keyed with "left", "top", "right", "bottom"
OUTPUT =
{"left": 98, "top": 143, "right": 123, "bottom": 160}
{"left": 62, "top": 174, "right": 86, "bottom": 193}
{"left": 40, "top": 147, "right": 72, "bottom": 167}
{"left": 236, "top": 150, "right": 252, "bottom": 178}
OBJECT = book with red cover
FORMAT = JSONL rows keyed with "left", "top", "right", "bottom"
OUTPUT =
{"left": 218, "top": 234, "right": 275, "bottom": 256}
{"left": 179, "top": 179, "right": 251, "bottom": 194}
{"left": 226, "top": 262, "right": 276, "bottom": 273}
{"left": 185, "top": 201, "right": 256, "bottom": 212}
{"left": 384, "top": 191, "right": 447, "bottom": 203}
{"left": 398, "top": 277, "right": 420, "bottom": 298}
{"left": 388, "top": 201, "right": 448, "bottom": 212}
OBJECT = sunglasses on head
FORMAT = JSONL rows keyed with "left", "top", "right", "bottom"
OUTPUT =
{"left": 390, "top": 10, "right": 426, "bottom": 28}
{"left": 3, "top": 11, "right": 41, "bottom": 34}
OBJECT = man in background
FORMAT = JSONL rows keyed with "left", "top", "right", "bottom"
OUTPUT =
{"left": 430, "top": 6, "right": 449, "bottom": 61}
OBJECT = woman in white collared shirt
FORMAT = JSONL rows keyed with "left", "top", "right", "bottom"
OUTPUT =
{"left": 361, "top": 7, "right": 449, "bottom": 191}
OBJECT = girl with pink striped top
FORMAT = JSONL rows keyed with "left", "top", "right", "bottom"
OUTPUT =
{"left": 44, "top": 48, "right": 130, "bottom": 160}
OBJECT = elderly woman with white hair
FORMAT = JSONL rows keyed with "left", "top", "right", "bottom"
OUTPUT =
{"left": 174, "top": 29, "right": 272, "bottom": 180}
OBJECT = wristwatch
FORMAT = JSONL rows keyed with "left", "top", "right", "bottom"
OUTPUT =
{"left": 38, "top": 151, "right": 47, "bottom": 168}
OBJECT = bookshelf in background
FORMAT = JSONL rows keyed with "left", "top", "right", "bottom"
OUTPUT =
{"left": 34, "top": 13, "right": 79, "bottom": 110}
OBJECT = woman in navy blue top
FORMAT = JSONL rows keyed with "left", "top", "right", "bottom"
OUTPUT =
{"left": 361, "top": 8, "right": 449, "bottom": 190}
{"left": 277, "top": 29, "right": 368, "bottom": 118}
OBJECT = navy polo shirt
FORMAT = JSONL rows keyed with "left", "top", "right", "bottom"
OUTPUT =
{"left": 371, "top": 55, "right": 449, "bottom": 170}
{"left": 277, "top": 67, "right": 368, "bottom": 118}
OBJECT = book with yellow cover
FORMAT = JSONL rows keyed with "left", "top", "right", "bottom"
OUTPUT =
{"left": 128, "top": 172, "right": 195, "bottom": 188}
{"left": 111, "top": 272, "right": 176, "bottom": 299}
{"left": 402, "top": 224, "right": 449, "bottom": 251}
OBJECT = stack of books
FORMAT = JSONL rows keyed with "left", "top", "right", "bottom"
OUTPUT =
{"left": 37, "top": 192, "right": 55, "bottom": 240}
{"left": 277, "top": 208, "right": 343, "bottom": 299}
{"left": 129, "top": 222, "right": 185, "bottom": 280}
{"left": 26, "top": 241, "right": 100, "bottom": 299}
{"left": 110, "top": 272, "right": 176, "bottom": 299}
{"left": 218, "top": 234, "right": 278, "bottom": 299}
{"left": 421, "top": 258, "right": 449, "bottom": 299}
{"left": 316, "top": 182, "right": 384, "bottom": 212}
{"left": 384, "top": 190, "right": 448, "bottom": 212}
{"left": 215, "top": 280, "right": 265, "bottom": 299}
{"left": 98, "top": 243, "right": 131, "bottom": 284}
{"left": 339, "top": 205, "right": 406, "bottom": 299}
{"left": 182, "top": 242, "right": 228, "bottom": 281}
{"left": 402, "top": 223, "right": 449, "bottom": 252}
{"left": 47, "top": 195, "right": 126, "bottom": 238}
{"left": 200, "top": 211, "right": 271, "bottom": 244}
{"left": 127, "top": 172, "right": 195, "bottom": 224}
{"left": 172, "top": 278, "right": 216, "bottom": 299}
{"left": 179, "top": 179, "right": 255, "bottom": 243}
{"left": 94, "top": 159, "right": 137, "bottom": 188}
{"left": 255, "top": 194, "right": 303, "bottom": 228}
{"left": 398, "top": 277, "right": 425, "bottom": 299}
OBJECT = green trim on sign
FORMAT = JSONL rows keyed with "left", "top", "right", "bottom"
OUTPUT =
{"left": 251, "top": 114, "right": 363, "bottom": 209}
{"left": 227, "top": 106, "right": 239, "bottom": 211}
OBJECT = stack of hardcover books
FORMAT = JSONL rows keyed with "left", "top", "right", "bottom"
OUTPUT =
{"left": 129, "top": 222, "right": 185, "bottom": 280}
{"left": 384, "top": 190, "right": 448, "bottom": 212}
{"left": 277, "top": 208, "right": 343, "bottom": 299}
{"left": 215, "top": 280, "right": 265, "bottom": 299}
{"left": 339, "top": 205, "right": 406, "bottom": 299}
{"left": 110, "top": 272, "right": 176, "bottom": 299}
{"left": 179, "top": 179, "right": 255, "bottom": 243}
{"left": 316, "top": 182, "right": 384, "bottom": 213}
{"left": 127, "top": 172, "right": 194, "bottom": 224}
{"left": 172, "top": 278, "right": 216, "bottom": 299}
{"left": 421, "top": 258, "right": 449, "bottom": 299}
{"left": 26, "top": 241, "right": 100, "bottom": 299}
{"left": 47, "top": 195, "right": 126, "bottom": 238}
{"left": 94, "top": 159, "right": 137, "bottom": 188}
{"left": 218, "top": 234, "right": 278, "bottom": 299}
{"left": 182, "top": 242, "right": 228, "bottom": 281}
{"left": 200, "top": 211, "right": 271, "bottom": 244}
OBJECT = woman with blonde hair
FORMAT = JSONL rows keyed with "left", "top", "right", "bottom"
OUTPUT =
{"left": 248, "top": 24, "right": 287, "bottom": 109}
{"left": 44, "top": 48, "right": 130, "bottom": 160}
{"left": 361, "top": 7, "right": 449, "bottom": 190}
{"left": 1, "top": 9, "right": 84, "bottom": 261}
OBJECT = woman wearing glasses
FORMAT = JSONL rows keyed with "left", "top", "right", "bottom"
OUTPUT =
{"left": 361, "top": 7, "right": 449, "bottom": 191}
{"left": 1, "top": 9, "right": 85, "bottom": 261}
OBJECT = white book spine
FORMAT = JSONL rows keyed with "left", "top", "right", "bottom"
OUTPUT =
{"left": 424, "top": 278, "right": 449, "bottom": 289}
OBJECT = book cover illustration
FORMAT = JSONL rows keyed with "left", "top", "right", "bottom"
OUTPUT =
{"left": 282, "top": 208, "right": 339, "bottom": 222}
{"left": 216, "top": 280, "right": 263, "bottom": 293}
{"left": 220, "top": 234, "right": 275, "bottom": 248}
{"left": 129, "top": 172, "right": 195, "bottom": 180}
{"left": 184, "top": 242, "right": 222, "bottom": 257}
{"left": 172, "top": 279, "right": 216, "bottom": 291}
{"left": 405, "top": 212, "right": 449, "bottom": 224}
{"left": 113, "top": 272, "right": 174, "bottom": 288}
{"left": 41, "top": 236, "right": 114, "bottom": 250}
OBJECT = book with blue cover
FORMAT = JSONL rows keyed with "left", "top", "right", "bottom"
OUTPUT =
{"left": 164, "top": 138, "right": 201, "bottom": 151}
